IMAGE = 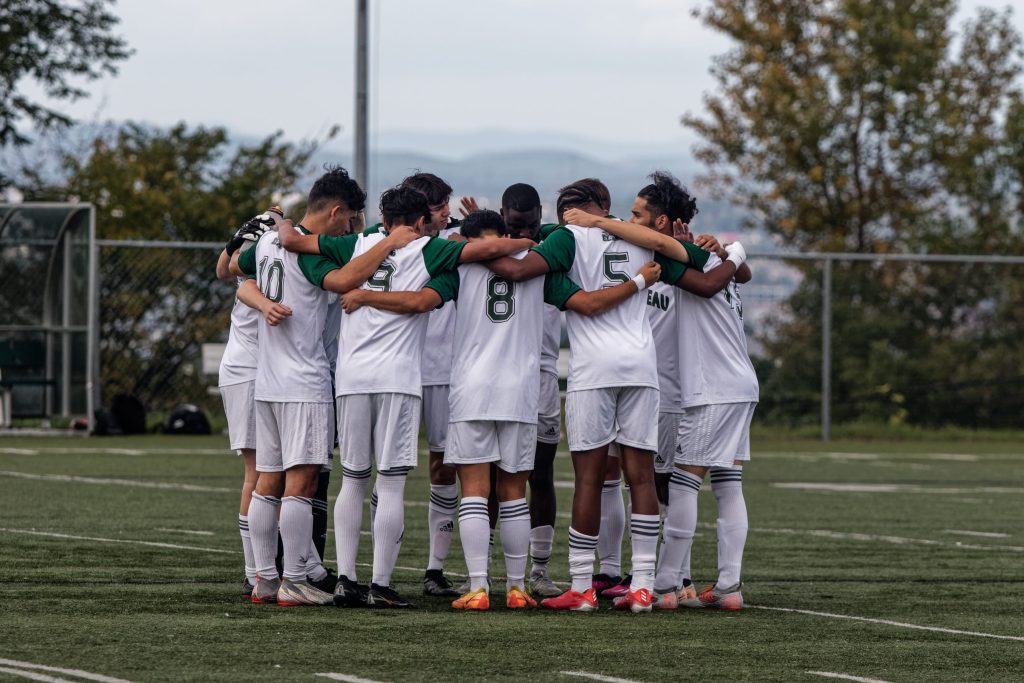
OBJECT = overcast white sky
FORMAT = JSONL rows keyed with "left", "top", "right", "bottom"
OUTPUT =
{"left": 42, "top": 0, "right": 1024, "bottom": 158}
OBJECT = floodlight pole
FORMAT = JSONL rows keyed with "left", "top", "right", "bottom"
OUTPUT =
{"left": 354, "top": 0, "right": 369, "bottom": 187}
{"left": 821, "top": 257, "right": 832, "bottom": 441}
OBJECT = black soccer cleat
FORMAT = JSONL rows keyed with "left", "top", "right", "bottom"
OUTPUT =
{"left": 366, "top": 583, "right": 414, "bottom": 609}
{"left": 333, "top": 574, "right": 368, "bottom": 608}
{"left": 422, "top": 569, "right": 460, "bottom": 597}
{"left": 308, "top": 567, "right": 338, "bottom": 594}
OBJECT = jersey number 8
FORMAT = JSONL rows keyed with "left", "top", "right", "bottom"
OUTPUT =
{"left": 258, "top": 256, "right": 285, "bottom": 303}
{"left": 486, "top": 275, "right": 516, "bottom": 322}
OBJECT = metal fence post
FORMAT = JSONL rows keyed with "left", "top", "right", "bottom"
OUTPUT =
{"left": 821, "top": 257, "right": 832, "bottom": 441}
{"left": 86, "top": 207, "right": 98, "bottom": 433}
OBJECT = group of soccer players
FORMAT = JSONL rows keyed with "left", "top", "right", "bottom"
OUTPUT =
{"left": 215, "top": 165, "right": 758, "bottom": 613}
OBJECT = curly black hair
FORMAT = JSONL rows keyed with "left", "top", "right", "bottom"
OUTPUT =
{"left": 637, "top": 170, "right": 698, "bottom": 224}
{"left": 308, "top": 164, "right": 366, "bottom": 213}
{"left": 379, "top": 186, "right": 431, "bottom": 228}
{"left": 401, "top": 171, "right": 453, "bottom": 207}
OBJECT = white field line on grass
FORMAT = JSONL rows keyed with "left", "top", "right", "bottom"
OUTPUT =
{"left": 0, "top": 528, "right": 237, "bottom": 555}
{"left": 943, "top": 529, "right": 1010, "bottom": 539}
{"left": 0, "top": 667, "right": 76, "bottom": 683}
{"left": 560, "top": 672, "right": 647, "bottom": 683}
{"left": 774, "top": 482, "right": 1022, "bottom": 495}
{"left": 0, "top": 448, "right": 39, "bottom": 455}
{"left": 0, "top": 658, "right": 136, "bottom": 683}
{"left": 155, "top": 528, "right": 215, "bottom": 536}
{"left": 0, "top": 447, "right": 228, "bottom": 456}
{"left": 315, "top": 673, "right": 389, "bottom": 683}
{"left": 750, "top": 605, "right": 1024, "bottom": 642}
{"left": 724, "top": 523, "right": 1024, "bottom": 552}
{"left": 0, "top": 470, "right": 233, "bottom": 493}
{"left": 806, "top": 672, "right": 892, "bottom": 683}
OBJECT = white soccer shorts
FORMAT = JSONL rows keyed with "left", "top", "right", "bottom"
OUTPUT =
{"left": 536, "top": 371, "right": 562, "bottom": 445}
{"left": 565, "top": 386, "right": 659, "bottom": 453}
{"left": 337, "top": 393, "right": 421, "bottom": 472}
{"left": 445, "top": 420, "right": 538, "bottom": 473}
{"left": 656, "top": 411, "right": 683, "bottom": 474}
{"left": 675, "top": 401, "right": 756, "bottom": 468}
{"left": 254, "top": 400, "right": 332, "bottom": 472}
{"left": 220, "top": 380, "right": 256, "bottom": 452}
{"left": 421, "top": 384, "right": 450, "bottom": 453}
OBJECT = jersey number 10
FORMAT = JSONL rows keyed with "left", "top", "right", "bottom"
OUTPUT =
{"left": 258, "top": 256, "right": 285, "bottom": 303}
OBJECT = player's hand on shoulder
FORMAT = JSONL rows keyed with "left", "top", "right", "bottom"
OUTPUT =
{"left": 459, "top": 196, "right": 480, "bottom": 217}
{"left": 261, "top": 301, "right": 292, "bottom": 326}
{"left": 638, "top": 260, "right": 662, "bottom": 286}
{"left": 694, "top": 234, "right": 726, "bottom": 259}
{"left": 563, "top": 208, "right": 599, "bottom": 227}
{"left": 672, "top": 219, "right": 693, "bottom": 243}
{"left": 227, "top": 207, "right": 283, "bottom": 255}
{"left": 341, "top": 289, "right": 367, "bottom": 313}
{"left": 386, "top": 226, "right": 420, "bottom": 248}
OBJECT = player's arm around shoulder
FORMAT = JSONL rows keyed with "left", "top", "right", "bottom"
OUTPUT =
{"left": 671, "top": 242, "right": 747, "bottom": 298}
{"left": 341, "top": 271, "right": 458, "bottom": 315}
{"left": 693, "top": 233, "right": 752, "bottom": 284}
{"left": 237, "top": 278, "right": 292, "bottom": 326}
{"left": 560, "top": 261, "right": 661, "bottom": 317}
{"left": 562, "top": 209, "right": 690, "bottom": 263}
{"left": 321, "top": 227, "right": 419, "bottom": 294}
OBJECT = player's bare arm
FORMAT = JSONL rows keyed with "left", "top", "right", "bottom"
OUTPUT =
{"left": 276, "top": 219, "right": 321, "bottom": 254}
{"left": 564, "top": 208, "right": 691, "bottom": 263}
{"left": 321, "top": 226, "right": 420, "bottom": 294}
{"left": 564, "top": 261, "right": 661, "bottom": 317}
{"left": 457, "top": 237, "right": 536, "bottom": 264}
{"left": 486, "top": 250, "right": 550, "bottom": 282}
{"left": 693, "top": 233, "right": 753, "bottom": 284}
{"left": 215, "top": 249, "right": 234, "bottom": 282}
{"left": 341, "top": 287, "right": 442, "bottom": 315}
{"left": 235, "top": 278, "right": 292, "bottom": 326}
{"left": 673, "top": 242, "right": 747, "bottom": 298}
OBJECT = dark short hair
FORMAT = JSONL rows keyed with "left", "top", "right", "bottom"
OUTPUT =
{"left": 574, "top": 178, "right": 611, "bottom": 211}
{"left": 556, "top": 181, "right": 603, "bottom": 223}
{"left": 401, "top": 171, "right": 453, "bottom": 207}
{"left": 379, "top": 186, "right": 430, "bottom": 227}
{"left": 460, "top": 209, "right": 508, "bottom": 238}
{"left": 501, "top": 183, "right": 541, "bottom": 212}
{"left": 638, "top": 170, "right": 698, "bottom": 224}
{"left": 308, "top": 165, "right": 366, "bottom": 213}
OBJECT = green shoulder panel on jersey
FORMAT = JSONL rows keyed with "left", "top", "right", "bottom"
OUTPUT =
{"left": 364, "top": 223, "right": 384, "bottom": 236}
{"left": 424, "top": 270, "right": 460, "bottom": 305}
{"left": 317, "top": 233, "right": 359, "bottom": 266}
{"left": 655, "top": 251, "right": 687, "bottom": 285}
{"left": 543, "top": 271, "right": 581, "bottom": 310}
{"left": 530, "top": 226, "right": 575, "bottom": 273}
{"left": 237, "top": 244, "right": 258, "bottom": 276}
{"left": 539, "top": 223, "right": 562, "bottom": 240}
{"left": 684, "top": 241, "right": 711, "bottom": 271}
{"left": 422, "top": 236, "right": 466, "bottom": 276}
{"left": 298, "top": 254, "right": 336, "bottom": 289}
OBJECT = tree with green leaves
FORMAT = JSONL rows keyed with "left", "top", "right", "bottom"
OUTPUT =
{"left": 687, "top": 0, "right": 1024, "bottom": 427}
{"left": 0, "top": 0, "right": 131, "bottom": 146}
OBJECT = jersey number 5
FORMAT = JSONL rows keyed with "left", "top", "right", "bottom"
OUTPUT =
{"left": 258, "top": 256, "right": 285, "bottom": 303}
{"left": 486, "top": 275, "right": 516, "bottom": 322}
{"left": 603, "top": 252, "right": 630, "bottom": 287}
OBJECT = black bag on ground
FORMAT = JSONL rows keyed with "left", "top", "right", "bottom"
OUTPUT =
{"left": 164, "top": 404, "right": 211, "bottom": 435}
{"left": 110, "top": 394, "right": 147, "bottom": 434}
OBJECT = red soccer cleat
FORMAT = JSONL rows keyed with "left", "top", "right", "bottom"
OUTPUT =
{"left": 540, "top": 588, "right": 598, "bottom": 612}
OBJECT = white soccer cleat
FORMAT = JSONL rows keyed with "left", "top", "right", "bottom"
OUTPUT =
{"left": 276, "top": 578, "right": 334, "bottom": 606}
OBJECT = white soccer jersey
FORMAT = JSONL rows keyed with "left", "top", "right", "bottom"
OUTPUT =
{"left": 217, "top": 278, "right": 259, "bottom": 387}
{"left": 646, "top": 281, "right": 682, "bottom": 411}
{"left": 533, "top": 225, "right": 659, "bottom": 392}
{"left": 421, "top": 225, "right": 461, "bottom": 386}
{"left": 324, "top": 226, "right": 464, "bottom": 398}
{"left": 237, "top": 228, "right": 332, "bottom": 403}
{"left": 540, "top": 304, "right": 562, "bottom": 376}
{"left": 676, "top": 253, "right": 759, "bottom": 407}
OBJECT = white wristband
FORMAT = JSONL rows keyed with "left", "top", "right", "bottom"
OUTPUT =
{"left": 726, "top": 252, "right": 743, "bottom": 269}
{"left": 631, "top": 273, "right": 647, "bottom": 291}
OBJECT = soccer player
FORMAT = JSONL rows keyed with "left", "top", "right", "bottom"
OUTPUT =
{"left": 563, "top": 174, "right": 754, "bottom": 610}
{"left": 283, "top": 186, "right": 535, "bottom": 608}
{"left": 402, "top": 172, "right": 462, "bottom": 598}
{"left": 341, "top": 208, "right": 663, "bottom": 610}
{"left": 228, "top": 168, "right": 372, "bottom": 606}
{"left": 216, "top": 210, "right": 290, "bottom": 597}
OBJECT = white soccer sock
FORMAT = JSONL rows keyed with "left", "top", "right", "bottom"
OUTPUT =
{"left": 334, "top": 466, "right": 371, "bottom": 580}
{"left": 568, "top": 527, "right": 599, "bottom": 593}
{"left": 530, "top": 525, "right": 555, "bottom": 576}
{"left": 499, "top": 498, "right": 531, "bottom": 591}
{"left": 629, "top": 513, "right": 660, "bottom": 591}
{"left": 711, "top": 466, "right": 747, "bottom": 589}
{"left": 305, "top": 538, "right": 327, "bottom": 581}
{"left": 372, "top": 469, "right": 409, "bottom": 587}
{"left": 369, "top": 483, "right": 379, "bottom": 543}
{"left": 459, "top": 496, "right": 491, "bottom": 593}
{"left": 238, "top": 514, "right": 257, "bottom": 582}
{"left": 654, "top": 470, "right": 701, "bottom": 593}
{"left": 427, "top": 483, "right": 458, "bottom": 572}
{"left": 248, "top": 494, "right": 281, "bottom": 581}
{"left": 280, "top": 496, "right": 314, "bottom": 581}
{"left": 598, "top": 478, "right": 624, "bottom": 576}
